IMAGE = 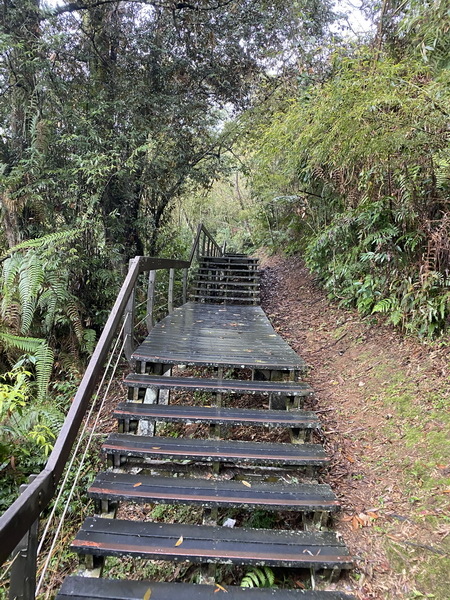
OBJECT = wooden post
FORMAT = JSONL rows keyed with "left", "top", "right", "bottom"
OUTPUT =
{"left": 182, "top": 268, "right": 188, "bottom": 304}
{"left": 168, "top": 268, "right": 175, "bottom": 314}
{"left": 146, "top": 270, "right": 156, "bottom": 332}
{"left": 123, "top": 260, "right": 136, "bottom": 363}
{"left": 201, "top": 233, "right": 206, "bottom": 257}
{"left": 9, "top": 476, "right": 38, "bottom": 600}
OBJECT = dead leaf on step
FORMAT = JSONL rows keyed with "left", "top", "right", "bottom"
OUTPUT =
{"left": 175, "top": 536, "right": 184, "bottom": 547}
{"left": 242, "top": 480, "right": 251, "bottom": 487}
{"left": 214, "top": 583, "right": 228, "bottom": 593}
{"left": 152, "top": 447, "right": 161, "bottom": 450}
{"left": 133, "top": 482, "right": 142, "bottom": 488}
{"left": 143, "top": 588, "right": 152, "bottom": 600}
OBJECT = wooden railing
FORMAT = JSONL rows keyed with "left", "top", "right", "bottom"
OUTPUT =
{"left": 0, "top": 224, "right": 222, "bottom": 588}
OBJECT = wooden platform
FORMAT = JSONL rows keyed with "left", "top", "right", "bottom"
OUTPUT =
{"left": 132, "top": 302, "right": 307, "bottom": 371}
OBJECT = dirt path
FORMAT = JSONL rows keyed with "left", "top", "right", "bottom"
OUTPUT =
{"left": 260, "top": 254, "right": 450, "bottom": 600}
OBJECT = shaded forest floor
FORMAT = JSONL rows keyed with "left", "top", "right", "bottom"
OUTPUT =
{"left": 259, "top": 253, "right": 450, "bottom": 600}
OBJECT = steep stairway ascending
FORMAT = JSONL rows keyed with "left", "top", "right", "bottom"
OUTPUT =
{"left": 190, "top": 253, "right": 260, "bottom": 304}
{"left": 57, "top": 254, "right": 354, "bottom": 600}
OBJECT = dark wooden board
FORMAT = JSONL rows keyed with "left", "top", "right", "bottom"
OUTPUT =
{"left": 132, "top": 303, "right": 307, "bottom": 371}
{"left": 102, "top": 434, "right": 328, "bottom": 466}
{"left": 88, "top": 472, "right": 340, "bottom": 511}
{"left": 72, "top": 517, "right": 352, "bottom": 569}
{"left": 190, "top": 296, "right": 259, "bottom": 303}
{"left": 114, "top": 403, "right": 319, "bottom": 429}
{"left": 193, "top": 281, "right": 261, "bottom": 288}
{"left": 57, "top": 576, "right": 355, "bottom": 600}
{"left": 197, "top": 267, "right": 261, "bottom": 275}
{"left": 124, "top": 374, "right": 313, "bottom": 396}
{"left": 202, "top": 257, "right": 259, "bottom": 264}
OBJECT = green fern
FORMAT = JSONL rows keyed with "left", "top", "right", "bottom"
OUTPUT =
{"left": 0, "top": 229, "right": 80, "bottom": 261}
{"left": 0, "top": 333, "right": 53, "bottom": 400}
{"left": 240, "top": 567, "right": 276, "bottom": 588}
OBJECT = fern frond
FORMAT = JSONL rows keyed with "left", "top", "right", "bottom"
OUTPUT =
{"left": 0, "top": 333, "right": 53, "bottom": 400}
{"left": 0, "top": 229, "right": 80, "bottom": 260}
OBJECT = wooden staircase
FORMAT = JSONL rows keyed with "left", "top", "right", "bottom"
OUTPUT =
{"left": 190, "top": 253, "right": 260, "bottom": 304}
{"left": 57, "top": 254, "right": 354, "bottom": 600}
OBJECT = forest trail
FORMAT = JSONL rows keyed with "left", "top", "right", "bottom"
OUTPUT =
{"left": 260, "top": 254, "right": 450, "bottom": 600}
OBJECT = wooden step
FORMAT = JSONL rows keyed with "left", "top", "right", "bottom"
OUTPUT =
{"left": 202, "top": 256, "right": 258, "bottom": 262}
{"left": 193, "top": 280, "right": 261, "bottom": 288}
{"left": 102, "top": 434, "right": 328, "bottom": 468}
{"left": 114, "top": 403, "right": 319, "bottom": 430}
{"left": 191, "top": 295, "right": 260, "bottom": 303}
{"left": 124, "top": 374, "right": 313, "bottom": 397}
{"left": 192, "top": 287, "right": 260, "bottom": 294}
{"left": 57, "top": 576, "right": 355, "bottom": 599}
{"left": 197, "top": 267, "right": 261, "bottom": 276}
{"left": 72, "top": 517, "right": 352, "bottom": 570}
{"left": 88, "top": 472, "right": 340, "bottom": 512}
{"left": 200, "top": 260, "right": 258, "bottom": 268}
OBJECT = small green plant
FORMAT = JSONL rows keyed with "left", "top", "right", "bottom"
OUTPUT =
{"left": 241, "top": 566, "right": 276, "bottom": 588}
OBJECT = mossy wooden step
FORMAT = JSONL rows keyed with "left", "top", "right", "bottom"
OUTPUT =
{"left": 57, "top": 576, "right": 355, "bottom": 600}
{"left": 72, "top": 518, "right": 352, "bottom": 570}
{"left": 114, "top": 403, "right": 319, "bottom": 430}
{"left": 124, "top": 374, "right": 313, "bottom": 397}
{"left": 103, "top": 434, "right": 328, "bottom": 468}
{"left": 88, "top": 472, "right": 340, "bottom": 512}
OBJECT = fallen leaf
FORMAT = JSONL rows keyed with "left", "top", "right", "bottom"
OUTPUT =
{"left": 143, "top": 588, "right": 152, "bottom": 600}
{"left": 366, "top": 511, "right": 380, "bottom": 519}
{"left": 442, "top": 489, "right": 450, "bottom": 494}
{"left": 152, "top": 447, "right": 161, "bottom": 450}
{"left": 133, "top": 482, "right": 142, "bottom": 488}
{"left": 214, "top": 583, "right": 228, "bottom": 593}
{"left": 242, "top": 480, "right": 251, "bottom": 488}
{"left": 175, "top": 536, "right": 184, "bottom": 547}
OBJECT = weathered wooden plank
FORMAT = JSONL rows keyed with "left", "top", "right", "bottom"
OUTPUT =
{"left": 124, "top": 373, "right": 313, "bottom": 396}
{"left": 102, "top": 434, "right": 328, "bottom": 466}
{"left": 57, "top": 576, "right": 355, "bottom": 600}
{"left": 88, "top": 472, "right": 340, "bottom": 512}
{"left": 72, "top": 518, "right": 352, "bottom": 569}
{"left": 113, "top": 403, "right": 319, "bottom": 429}
{"left": 56, "top": 576, "right": 355, "bottom": 600}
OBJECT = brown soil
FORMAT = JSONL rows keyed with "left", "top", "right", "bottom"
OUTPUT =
{"left": 259, "top": 253, "right": 450, "bottom": 600}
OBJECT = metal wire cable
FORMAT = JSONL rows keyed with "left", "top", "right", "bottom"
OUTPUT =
{"left": 0, "top": 550, "right": 20, "bottom": 582}
{"left": 35, "top": 318, "right": 128, "bottom": 594}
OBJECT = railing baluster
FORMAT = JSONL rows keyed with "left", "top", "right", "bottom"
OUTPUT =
{"left": 9, "top": 476, "right": 38, "bottom": 600}
{"left": 182, "top": 268, "right": 188, "bottom": 304}
{"left": 168, "top": 268, "right": 175, "bottom": 314}
{"left": 123, "top": 260, "right": 136, "bottom": 362}
{"left": 146, "top": 270, "right": 156, "bottom": 332}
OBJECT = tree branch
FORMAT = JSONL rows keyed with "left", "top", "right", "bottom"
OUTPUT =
{"left": 48, "top": 0, "right": 235, "bottom": 17}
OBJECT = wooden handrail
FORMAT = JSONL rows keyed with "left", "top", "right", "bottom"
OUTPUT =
{"left": 0, "top": 224, "right": 222, "bottom": 567}
{"left": 188, "top": 223, "right": 222, "bottom": 264}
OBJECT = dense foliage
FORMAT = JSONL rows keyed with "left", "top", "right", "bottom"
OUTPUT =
{"left": 240, "top": 2, "right": 450, "bottom": 337}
